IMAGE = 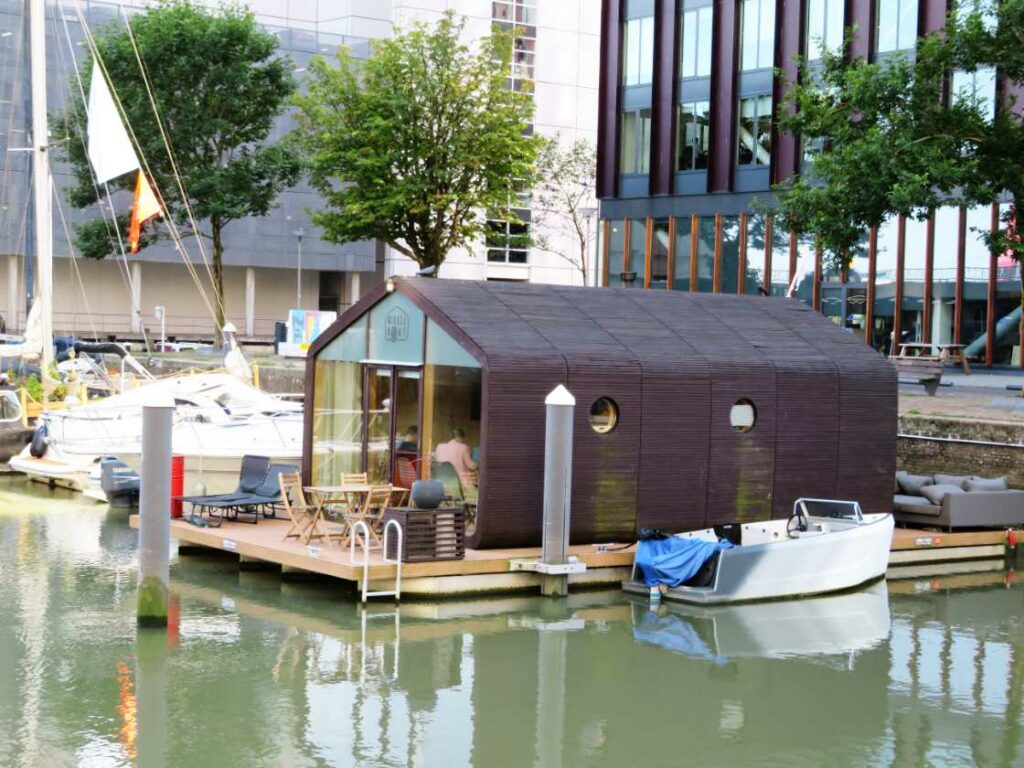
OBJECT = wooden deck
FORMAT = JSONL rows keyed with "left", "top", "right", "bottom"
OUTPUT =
{"left": 132, "top": 515, "right": 1021, "bottom": 597}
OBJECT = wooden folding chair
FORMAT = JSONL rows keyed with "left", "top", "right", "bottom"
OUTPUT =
{"left": 354, "top": 485, "right": 395, "bottom": 547}
{"left": 279, "top": 472, "right": 319, "bottom": 542}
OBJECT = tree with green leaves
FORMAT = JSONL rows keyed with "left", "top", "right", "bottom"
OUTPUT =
{"left": 56, "top": 0, "right": 301, "bottom": 341}
{"left": 292, "top": 12, "right": 542, "bottom": 274}
{"left": 532, "top": 137, "right": 598, "bottom": 285}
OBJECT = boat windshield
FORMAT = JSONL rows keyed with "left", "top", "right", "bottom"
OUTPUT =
{"left": 796, "top": 498, "right": 863, "bottom": 522}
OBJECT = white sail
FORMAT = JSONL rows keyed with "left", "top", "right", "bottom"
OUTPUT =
{"left": 86, "top": 60, "right": 140, "bottom": 184}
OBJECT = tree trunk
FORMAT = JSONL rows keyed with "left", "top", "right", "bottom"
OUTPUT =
{"left": 212, "top": 217, "right": 226, "bottom": 346}
{"left": 579, "top": 236, "right": 588, "bottom": 286}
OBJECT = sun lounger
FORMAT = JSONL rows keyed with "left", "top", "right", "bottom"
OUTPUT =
{"left": 179, "top": 455, "right": 271, "bottom": 526}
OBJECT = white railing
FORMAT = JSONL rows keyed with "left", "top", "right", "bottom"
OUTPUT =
{"left": 349, "top": 519, "right": 403, "bottom": 603}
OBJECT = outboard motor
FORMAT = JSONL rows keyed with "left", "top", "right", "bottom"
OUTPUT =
{"left": 100, "top": 457, "right": 141, "bottom": 507}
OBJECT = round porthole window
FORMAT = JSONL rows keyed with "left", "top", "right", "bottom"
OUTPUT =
{"left": 589, "top": 397, "right": 619, "bottom": 434}
{"left": 730, "top": 399, "right": 756, "bottom": 432}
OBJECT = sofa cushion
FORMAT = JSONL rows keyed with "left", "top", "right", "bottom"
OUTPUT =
{"left": 896, "top": 472, "right": 934, "bottom": 495}
{"left": 933, "top": 473, "right": 976, "bottom": 489}
{"left": 921, "top": 484, "right": 965, "bottom": 505}
{"left": 893, "top": 494, "right": 941, "bottom": 516}
{"left": 965, "top": 476, "right": 1008, "bottom": 492}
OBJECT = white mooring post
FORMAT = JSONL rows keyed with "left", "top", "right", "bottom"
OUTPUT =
{"left": 541, "top": 385, "right": 575, "bottom": 597}
{"left": 138, "top": 401, "right": 174, "bottom": 627}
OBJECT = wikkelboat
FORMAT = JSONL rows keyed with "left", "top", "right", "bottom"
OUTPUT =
{"left": 622, "top": 499, "right": 894, "bottom": 605}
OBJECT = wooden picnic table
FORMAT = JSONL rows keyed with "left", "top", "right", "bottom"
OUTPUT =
{"left": 896, "top": 342, "right": 972, "bottom": 375}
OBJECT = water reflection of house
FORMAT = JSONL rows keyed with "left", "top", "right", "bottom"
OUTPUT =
{"left": 304, "top": 278, "right": 895, "bottom": 548}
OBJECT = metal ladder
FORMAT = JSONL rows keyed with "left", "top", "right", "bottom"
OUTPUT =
{"left": 349, "top": 519, "right": 403, "bottom": 603}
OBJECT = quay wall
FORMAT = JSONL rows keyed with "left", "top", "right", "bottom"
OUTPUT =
{"left": 898, "top": 415, "right": 1024, "bottom": 488}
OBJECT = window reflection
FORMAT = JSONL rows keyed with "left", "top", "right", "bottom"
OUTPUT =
{"left": 651, "top": 219, "right": 670, "bottom": 289}
{"left": 876, "top": 0, "right": 918, "bottom": 54}
{"left": 606, "top": 220, "right": 625, "bottom": 286}
{"left": 674, "top": 216, "right": 693, "bottom": 290}
{"left": 806, "top": 0, "right": 844, "bottom": 60}
{"left": 737, "top": 96, "right": 772, "bottom": 166}
{"left": 680, "top": 5, "right": 713, "bottom": 78}
{"left": 677, "top": 101, "right": 711, "bottom": 171}
{"left": 622, "top": 14, "right": 655, "bottom": 86}
{"left": 620, "top": 109, "right": 652, "bottom": 174}
{"left": 741, "top": 0, "right": 775, "bottom": 71}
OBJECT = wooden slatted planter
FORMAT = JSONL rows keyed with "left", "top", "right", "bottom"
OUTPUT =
{"left": 383, "top": 506, "right": 466, "bottom": 563}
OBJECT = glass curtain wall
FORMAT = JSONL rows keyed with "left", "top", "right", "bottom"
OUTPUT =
{"left": 931, "top": 207, "right": 959, "bottom": 345}
{"left": 696, "top": 217, "right": 715, "bottom": 292}
{"left": 627, "top": 219, "right": 646, "bottom": 286}
{"left": 770, "top": 223, "right": 790, "bottom": 296}
{"left": 674, "top": 216, "right": 693, "bottom": 290}
{"left": 746, "top": 215, "right": 768, "bottom": 294}
{"left": 994, "top": 202, "right": 1019, "bottom": 364}
{"left": 740, "top": 0, "right": 775, "bottom": 70}
{"left": 606, "top": 220, "right": 625, "bottom": 286}
{"left": 873, "top": 218, "right": 900, "bottom": 352}
{"left": 876, "top": 0, "right": 918, "bottom": 54}
{"left": 651, "top": 219, "right": 670, "bottom": 288}
{"left": 961, "top": 206, "right": 991, "bottom": 354}
{"left": 806, "top": 0, "right": 844, "bottom": 60}
{"left": 901, "top": 216, "right": 928, "bottom": 344}
{"left": 311, "top": 318, "right": 366, "bottom": 486}
{"left": 720, "top": 216, "right": 741, "bottom": 294}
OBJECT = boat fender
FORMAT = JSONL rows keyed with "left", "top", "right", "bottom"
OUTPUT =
{"left": 29, "top": 424, "right": 48, "bottom": 458}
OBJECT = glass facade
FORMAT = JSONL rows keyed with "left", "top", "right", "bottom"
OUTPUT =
{"left": 620, "top": 109, "right": 652, "bottom": 174}
{"left": 740, "top": 0, "right": 775, "bottom": 71}
{"left": 876, "top": 0, "right": 919, "bottom": 53}
{"left": 737, "top": 96, "right": 773, "bottom": 166}
{"left": 312, "top": 294, "right": 483, "bottom": 499}
{"left": 806, "top": 0, "right": 844, "bottom": 60}
{"left": 606, "top": 220, "right": 626, "bottom": 286}
{"left": 627, "top": 219, "right": 647, "bottom": 286}
{"left": 622, "top": 14, "right": 655, "bottom": 86}
{"left": 679, "top": 5, "right": 713, "bottom": 78}
{"left": 651, "top": 219, "right": 670, "bottom": 288}
{"left": 720, "top": 216, "right": 741, "bottom": 294}
{"left": 676, "top": 101, "right": 711, "bottom": 171}
{"left": 673, "top": 217, "right": 692, "bottom": 290}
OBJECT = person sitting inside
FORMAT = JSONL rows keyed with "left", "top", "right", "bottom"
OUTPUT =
{"left": 396, "top": 425, "right": 418, "bottom": 454}
{"left": 433, "top": 428, "right": 478, "bottom": 490}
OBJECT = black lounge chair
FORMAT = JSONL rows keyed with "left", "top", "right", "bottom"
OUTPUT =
{"left": 179, "top": 455, "right": 271, "bottom": 526}
{"left": 201, "top": 462, "right": 299, "bottom": 526}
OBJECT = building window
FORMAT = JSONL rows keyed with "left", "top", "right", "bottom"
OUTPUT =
{"left": 622, "top": 15, "right": 655, "bottom": 86}
{"left": 492, "top": 0, "right": 535, "bottom": 26}
{"left": 951, "top": 67, "right": 997, "bottom": 123}
{"left": 806, "top": 0, "right": 844, "bottom": 60}
{"left": 876, "top": 0, "right": 918, "bottom": 54}
{"left": 589, "top": 397, "right": 619, "bottom": 433}
{"left": 737, "top": 95, "right": 772, "bottom": 166}
{"left": 620, "top": 108, "right": 652, "bottom": 174}
{"left": 680, "top": 5, "right": 713, "bottom": 78}
{"left": 486, "top": 208, "right": 530, "bottom": 264}
{"left": 676, "top": 101, "right": 711, "bottom": 171}
{"left": 741, "top": 0, "right": 775, "bottom": 71}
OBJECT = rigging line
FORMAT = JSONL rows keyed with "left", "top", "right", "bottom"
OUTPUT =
{"left": 121, "top": 10, "right": 223, "bottom": 318}
{"left": 52, "top": 186, "right": 99, "bottom": 342}
{"left": 53, "top": 4, "right": 138, "bottom": 326}
{"left": 69, "top": 2, "right": 220, "bottom": 328}
{"left": 71, "top": 1, "right": 222, "bottom": 326}
{"left": 102, "top": 180, "right": 152, "bottom": 352}
{"left": 63, "top": 2, "right": 219, "bottom": 329}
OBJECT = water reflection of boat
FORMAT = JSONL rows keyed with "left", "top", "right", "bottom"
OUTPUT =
{"left": 631, "top": 580, "right": 891, "bottom": 661}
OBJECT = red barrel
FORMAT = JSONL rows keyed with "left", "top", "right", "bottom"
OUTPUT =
{"left": 170, "top": 455, "right": 185, "bottom": 518}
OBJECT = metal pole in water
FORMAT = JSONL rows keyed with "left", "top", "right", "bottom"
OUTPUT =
{"left": 541, "top": 385, "right": 575, "bottom": 597}
{"left": 137, "top": 401, "right": 174, "bottom": 627}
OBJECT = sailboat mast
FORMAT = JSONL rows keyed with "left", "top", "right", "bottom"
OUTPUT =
{"left": 28, "top": 0, "right": 53, "bottom": 376}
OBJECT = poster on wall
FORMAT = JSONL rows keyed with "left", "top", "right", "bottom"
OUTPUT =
{"left": 279, "top": 309, "right": 337, "bottom": 357}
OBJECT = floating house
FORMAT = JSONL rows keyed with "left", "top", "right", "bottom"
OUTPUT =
{"left": 304, "top": 278, "right": 896, "bottom": 549}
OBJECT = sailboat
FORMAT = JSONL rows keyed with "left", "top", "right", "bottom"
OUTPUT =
{"left": 7, "top": 0, "right": 304, "bottom": 498}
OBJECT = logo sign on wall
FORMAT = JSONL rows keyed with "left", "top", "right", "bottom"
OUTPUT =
{"left": 385, "top": 307, "right": 410, "bottom": 343}
{"left": 288, "top": 310, "right": 337, "bottom": 350}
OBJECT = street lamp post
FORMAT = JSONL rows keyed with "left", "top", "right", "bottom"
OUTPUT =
{"left": 580, "top": 207, "right": 597, "bottom": 287}
{"left": 294, "top": 228, "right": 304, "bottom": 309}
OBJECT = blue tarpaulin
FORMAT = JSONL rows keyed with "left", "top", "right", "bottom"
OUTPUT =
{"left": 635, "top": 537, "right": 734, "bottom": 588}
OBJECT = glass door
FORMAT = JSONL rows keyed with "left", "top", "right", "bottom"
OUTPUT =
{"left": 365, "top": 367, "right": 392, "bottom": 484}
{"left": 363, "top": 365, "right": 422, "bottom": 486}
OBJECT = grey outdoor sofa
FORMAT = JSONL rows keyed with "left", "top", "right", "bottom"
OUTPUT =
{"left": 894, "top": 471, "right": 1024, "bottom": 531}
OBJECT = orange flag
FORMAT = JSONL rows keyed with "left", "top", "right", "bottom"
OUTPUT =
{"left": 128, "top": 171, "right": 162, "bottom": 253}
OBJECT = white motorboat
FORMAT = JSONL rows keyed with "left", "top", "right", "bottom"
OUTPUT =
{"left": 9, "top": 371, "right": 302, "bottom": 498}
{"left": 632, "top": 579, "right": 891, "bottom": 661}
{"left": 623, "top": 499, "right": 895, "bottom": 605}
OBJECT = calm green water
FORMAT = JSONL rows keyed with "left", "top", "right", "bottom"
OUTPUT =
{"left": 1, "top": 477, "right": 1022, "bottom": 768}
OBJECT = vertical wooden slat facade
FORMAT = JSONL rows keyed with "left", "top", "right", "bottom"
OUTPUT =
{"left": 307, "top": 279, "right": 897, "bottom": 549}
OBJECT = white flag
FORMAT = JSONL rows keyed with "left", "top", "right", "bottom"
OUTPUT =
{"left": 86, "top": 61, "right": 139, "bottom": 184}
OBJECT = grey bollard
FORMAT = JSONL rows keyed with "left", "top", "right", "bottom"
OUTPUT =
{"left": 138, "top": 401, "right": 174, "bottom": 627}
{"left": 541, "top": 385, "right": 575, "bottom": 597}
